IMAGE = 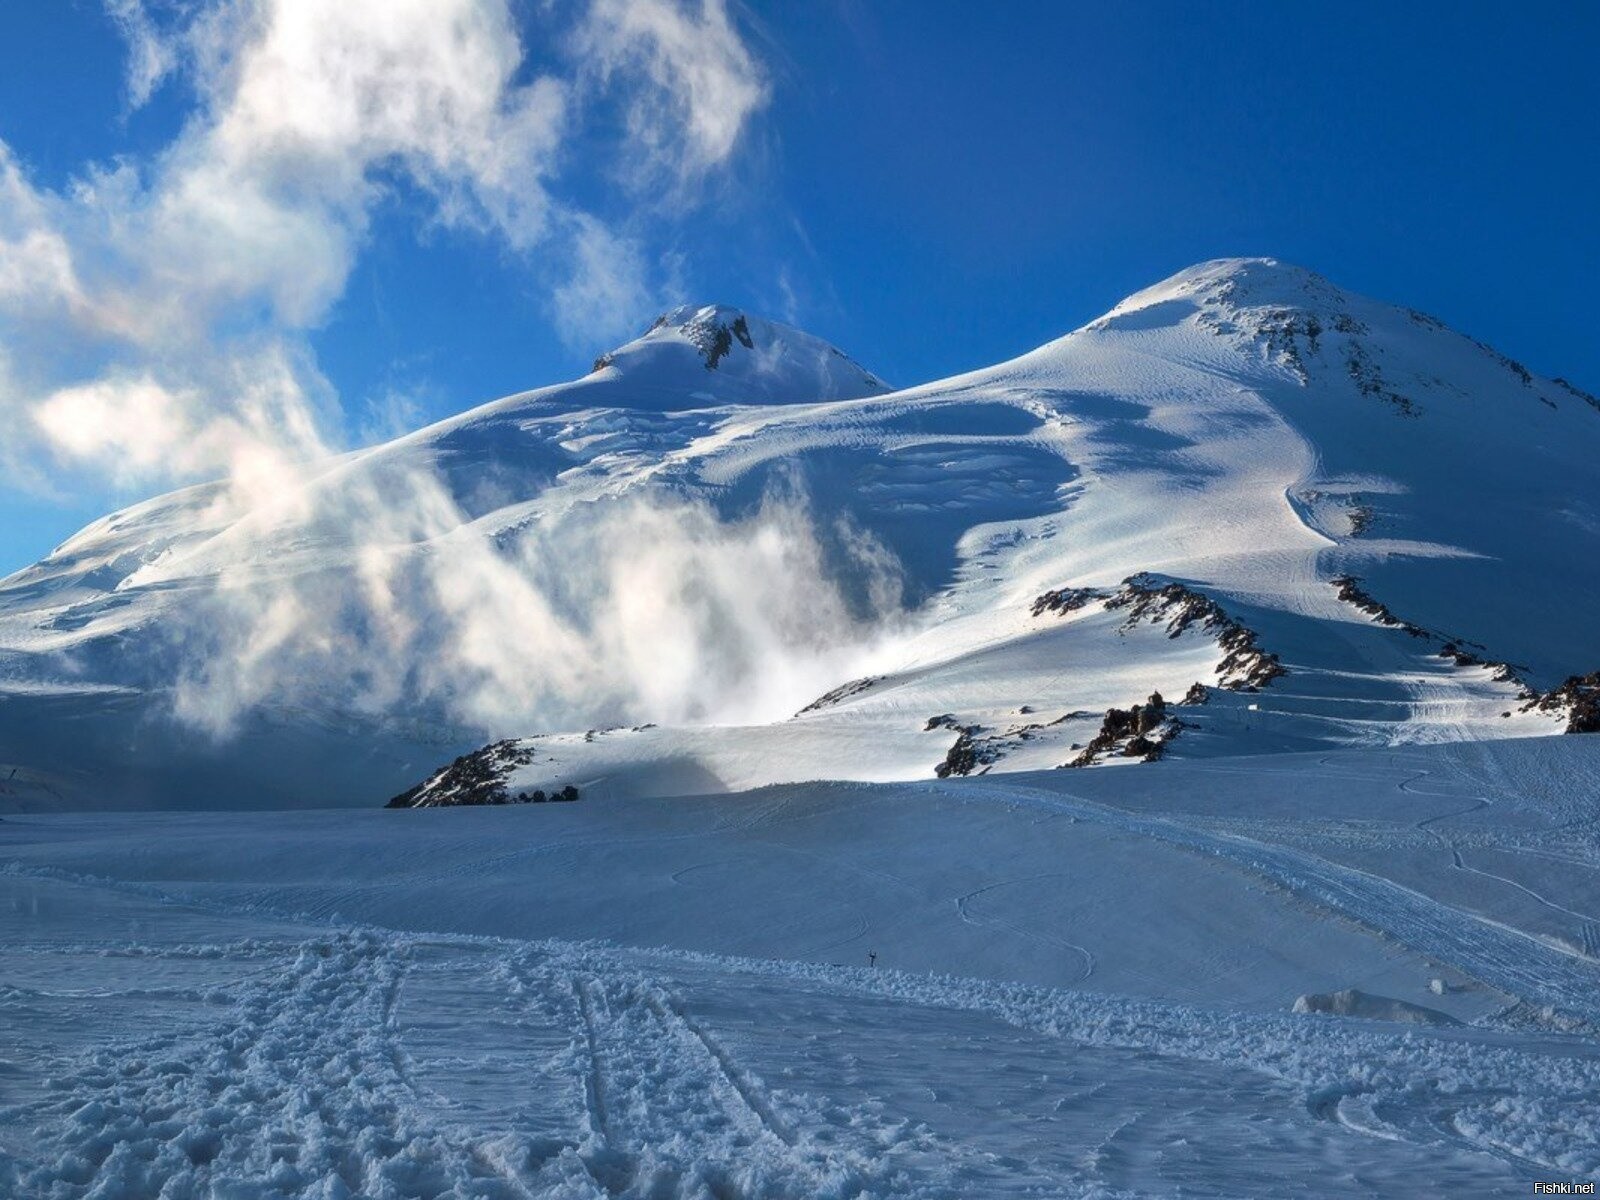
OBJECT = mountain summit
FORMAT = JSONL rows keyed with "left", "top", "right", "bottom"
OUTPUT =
{"left": 584, "top": 303, "right": 891, "bottom": 409}
{"left": 2, "top": 258, "right": 1597, "bottom": 810}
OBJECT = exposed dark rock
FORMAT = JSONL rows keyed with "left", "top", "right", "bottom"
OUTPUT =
{"left": 706, "top": 324, "right": 734, "bottom": 369}
{"left": 1554, "top": 377, "right": 1600, "bottom": 413}
{"left": 1030, "top": 586, "right": 1109, "bottom": 618}
{"left": 1135, "top": 692, "right": 1167, "bottom": 734}
{"left": 505, "top": 786, "right": 579, "bottom": 803}
{"left": 1345, "top": 341, "right": 1419, "bottom": 416}
{"left": 674, "top": 309, "right": 760, "bottom": 371}
{"left": 798, "top": 676, "right": 882, "bottom": 716}
{"left": 1122, "top": 735, "right": 1163, "bottom": 760}
{"left": 387, "top": 740, "right": 542, "bottom": 808}
{"left": 1438, "top": 643, "right": 1519, "bottom": 684}
{"left": 590, "top": 352, "right": 614, "bottom": 374}
{"left": 1182, "top": 681, "right": 1210, "bottom": 706}
{"left": 1031, "top": 576, "right": 1283, "bottom": 692}
{"left": 1521, "top": 671, "right": 1600, "bottom": 734}
{"left": 932, "top": 711, "right": 1085, "bottom": 776}
{"left": 934, "top": 729, "right": 982, "bottom": 778}
{"left": 1106, "top": 574, "right": 1285, "bottom": 691}
{"left": 1256, "top": 309, "right": 1323, "bottom": 382}
{"left": 1466, "top": 335, "right": 1533, "bottom": 387}
{"left": 1330, "top": 575, "right": 1430, "bottom": 638}
{"left": 1065, "top": 697, "right": 1180, "bottom": 767}
{"left": 1331, "top": 579, "right": 1540, "bottom": 699}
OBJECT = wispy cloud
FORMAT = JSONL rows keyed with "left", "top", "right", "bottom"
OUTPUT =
{"left": 548, "top": 215, "right": 660, "bottom": 351}
{"left": 573, "top": 0, "right": 770, "bottom": 195}
{"left": 103, "top": 0, "right": 179, "bottom": 110}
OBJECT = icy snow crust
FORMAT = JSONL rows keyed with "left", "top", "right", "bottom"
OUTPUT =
{"left": 3, "top": 736, "right": 1600, "bottom": 1195}
{"left": 3, "top": 258, "right": 1599, "bottom": 808}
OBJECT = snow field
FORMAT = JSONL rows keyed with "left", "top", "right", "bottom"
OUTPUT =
{"left": 4, "top": 734, "right": 1600, "bottom": 1194}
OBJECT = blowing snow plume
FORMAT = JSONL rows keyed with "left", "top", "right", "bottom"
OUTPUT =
{"left": 162, "top": 463, "right": 908, "bottom": 738}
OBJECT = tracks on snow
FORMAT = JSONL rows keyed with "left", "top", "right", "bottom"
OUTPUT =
{"left": 941, "top": 777, "right": 1600, "bottom": 1026}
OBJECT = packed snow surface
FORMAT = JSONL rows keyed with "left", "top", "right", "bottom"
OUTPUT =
{"left": 4, "top": 736, "right": 1600, "bottom": 1196}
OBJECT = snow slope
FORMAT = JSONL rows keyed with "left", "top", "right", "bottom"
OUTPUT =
{"left": 2, "top": 260, "right": 1599, "bottom": 809}
{"left": 3, "top": 735, "right": 1599, "bottom": 1195}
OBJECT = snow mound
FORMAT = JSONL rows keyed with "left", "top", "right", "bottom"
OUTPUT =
{"left": 1293, "top": 988, "right": 1462, "bottom": 1026}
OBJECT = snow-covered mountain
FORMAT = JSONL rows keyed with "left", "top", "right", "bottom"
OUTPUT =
{"left": 2, "top": 259, "right": 1598, "bottom": 810}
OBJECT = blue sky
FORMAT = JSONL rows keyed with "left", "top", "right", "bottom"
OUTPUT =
{"left": 0, "top": 1, "right": 1597, "bottom": 573}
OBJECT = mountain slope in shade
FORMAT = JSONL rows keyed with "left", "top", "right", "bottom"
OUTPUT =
{"left": 2, "top": 258, "right": 1598, "bottom": 810}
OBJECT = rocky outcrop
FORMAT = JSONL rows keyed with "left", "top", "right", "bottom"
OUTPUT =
{"left": 1031, "top": 575, "right": 1285, "bottom": 697}
{"left": 1328, "top": 577, "right": 1600, "bottom": 732}
{"left": 1438, "top": 643, "right": 1520, "bottom": 685}
{"left": 1255, "top": 309, "right": 1323, "bottom": 383}
{"left": 1554, "top": 377, "right": 1600, "bottom": 413}
{"left": 658, "top": 308, "right": 756, "bottom": 370}
{"left": 1332, "top": 578, "right": 1533, "bottom": 693}
{"left": 1106, "top": 575, "right": 1285, "bottom": 691}
{"left": 1030, "top": 586, "right": 1110, "bottom": 618}
{"left": 798, "top": 676, "right": 881, "bottom": 716}
{"left": 1066, "top": 692, "right": 1179, "bottom": 767}
{"left": 1330, "top": 575, "right": 1430, "bottom": 638}
{"left": 929, "top": 711, "right": 1083, "bottom": 777}
{"left": 934, "top": 728, "right": 983, "bottom": 778}
{"left": 1521, "top": 671, "right": 1600, "bottom": 734}
{"left": 386, "top": 740, "right": 579, "bottom": 808}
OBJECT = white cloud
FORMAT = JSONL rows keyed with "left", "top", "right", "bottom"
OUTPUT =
{"left": 31, "top": 343, "right": 332, "bottom": 505}
{"left": 0, "top": 146, "right": 91, "bottom": 322}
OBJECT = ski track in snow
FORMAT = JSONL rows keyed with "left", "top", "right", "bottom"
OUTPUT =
{"left": 938, "top": 778, "right": 1600, "bottom": 1024}
{"left": 3, "top": 866, "right": 1599, "bottom": 1197}
{"left": 953, "top": 875, "right": 1097, "bottom": 985}
{"left": 0, "top": 923, "right": 1096, "bottom": 1200}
